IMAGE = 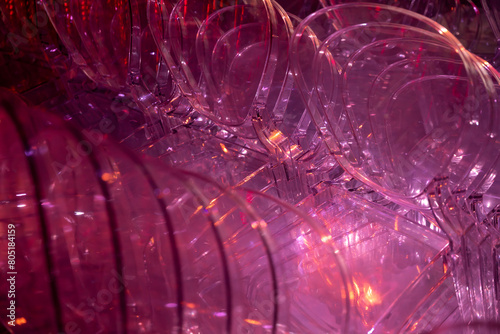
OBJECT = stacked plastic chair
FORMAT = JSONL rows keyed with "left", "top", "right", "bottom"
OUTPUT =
{"left": 3, "top": 0, "right": 500, "bottom": 333}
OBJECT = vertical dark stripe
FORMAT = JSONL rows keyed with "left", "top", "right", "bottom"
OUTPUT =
{"left": 118, "top": 149, "right": 184, "bottom": 333}
{"left": 63, "top": 120, "right": 128, "bottom": 333}
{"left": 4, "top": 103, "right": 64, "bottom": 332}
{"left": 261, "top": 231, "right": 279, "bottom": 334}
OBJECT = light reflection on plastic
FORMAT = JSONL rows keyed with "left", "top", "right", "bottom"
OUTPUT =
{"left": 321, "top": 235, "right": 332, "bottom": 243}
{"left": 220, "top": 143, "right": 228, "bottom": 154}
{"left": 438, "top": 27, "right": 448, "bottom": 34}
{"left": 352, "top": 279, "right": 382, "bottom": 310}
{"left": 245, "top": 319, "right": 262, "bottom": 326}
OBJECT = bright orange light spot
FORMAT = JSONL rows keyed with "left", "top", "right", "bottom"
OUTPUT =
{"left": 351, "top": 279, "right": 382, "bottom": 310}
{"left": 438, "top": 27, "right": 448, "bottom": 34}
{"left": 321, "top": 235, "right": 332, "bottom": 243}
{"left": 411, "top": 322, "right": 419, "bottom": 331}
{"left": 101, "top": 173, "right": 114, "bottom": 182}
{"left": 268, "top": 130, "right": 285, "bottom": 143}
{"left": 251, "top": 220, "right": 267, "bottom": 229}
{"left": 220, "top": 143, "right": 229, "bottom": 154}
{"left": 245, "top": 319, "right": 262, "bottom": 326}
{"left": 15, "top": 317, "right": 26, "bottom": 325}
{"left": 353, "top": 281, "right": 360, "bottom": 296}
{"left": 364, "top": 285, "right": 381, "bottom": 305}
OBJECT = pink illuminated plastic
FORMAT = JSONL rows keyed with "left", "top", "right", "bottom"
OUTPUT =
{"left": 3, "top": 1, "right": 500, "bottom": 333}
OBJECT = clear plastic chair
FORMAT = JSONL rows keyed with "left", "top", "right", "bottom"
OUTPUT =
{"left": 290, "top": 4, "right": 499, "bottom": 210}
{"left": 0, "top": 89, "right": 350, "bottom": 333}
{"left": 297, "top": 181, "right": 452, "bottom": 332}
{"left": 41, "top": 0, "right": 179, "bottom": 140}
{"left": 148, "top": 0, "right": 320, "bottom": 157}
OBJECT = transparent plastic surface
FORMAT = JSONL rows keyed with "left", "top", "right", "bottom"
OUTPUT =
{"left": 482, "top": 0, "right": 500, "bottom": 68}
{"left": 41, "top": 0, "right": 128, "bottom": 89}
{"left": 5, "top": 2, "right": 500, "bottom": 333}
{"left": 150, "top": 0, "right": 309, "bottom": 151}
{"left": 41, "top": 0, "right": 178, "bottom": 139}
{"left": 149, "top": 0, "right": 274, "bottom": 135}
{"left": 426, "top": 175, "right": 500, "bottom": 325}
{"left": 298, "top": 182, "right": 451, "bottom": 332}
{"left": 290, "top": 3, "right": 499, "bottom": 209}
{"left": 321, "top": 0, "right": 482, "bottom": 49}
{"left": 0, "top": 89, "right": 350, "bottom": 333}
{"left": 428, "top": 321, "right": 500, "bottom": 334}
